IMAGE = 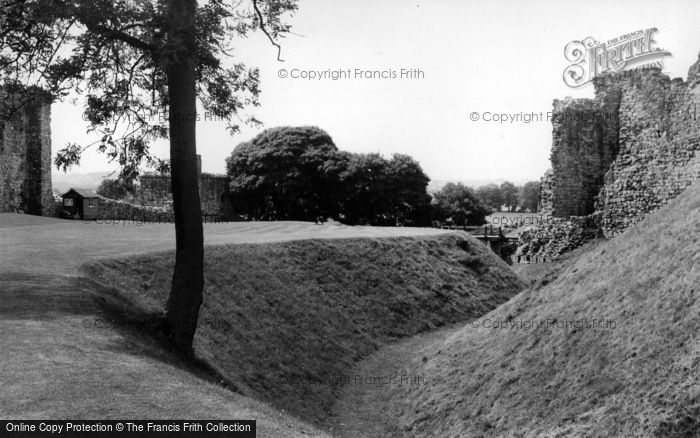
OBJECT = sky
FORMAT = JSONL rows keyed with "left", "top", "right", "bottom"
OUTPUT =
{"left": 50, "top": 0, "right": 700, "bottom": 185}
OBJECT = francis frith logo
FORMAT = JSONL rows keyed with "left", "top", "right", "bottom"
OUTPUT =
{"left": 563, "top": 28, "right": 671, "bottom": 87}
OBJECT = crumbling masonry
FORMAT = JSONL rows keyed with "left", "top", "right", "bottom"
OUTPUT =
{"left": 525, "top": 56, "right": 700, "bottom": 257}
{"left": 136, "top": 155, "right": 234, "bottom": 217}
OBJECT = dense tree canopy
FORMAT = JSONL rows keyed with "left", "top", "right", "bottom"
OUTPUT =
{"left": 226, "top": 127, "right": 432, "bottom": 225}
{"left": 500, "top": 181, "right": 519, "bottom": 212}
{"left": 473, "top": 181, "right": 542, "bottom": 213}
{"left": 431, "top": 182, "right": 489, "bottom": 226}
{"left": 336, "top": 152, "right": 431, "bottom": 226}
{"left": 476, "top": 183, "right": 503, "bottom": 212}
{"left": 96, "top": 178, "right": 134, "bottom": 200}
{"left": 226, "top": 127, "right": 543, "bottom": 225}
{"left": 382, "top": 153, "right": 432, "bottom": 225}
{"left": 518, "top": 181, "right": 540, "bottom": 212}
{"left": 226, "top": 126, "right": 339, "bottom": 220}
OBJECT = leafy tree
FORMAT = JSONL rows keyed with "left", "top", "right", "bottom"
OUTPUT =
{"left": 227, "top": 131, "right": 432, "bottom": 226}
{"left": 476, "top": 183, "right": 502, "bottom": 212}
{"left": 226, "top": 126, "right": 339, "bottom": 221}
{"left": 321, "top": 152, "right": 386, "bottom": 224}
{"left": 500, "top": 181, "right": 518, "bottom": 212}
{"left": 384, "top": 154, "right": 431, "bottom": 226}
{"left": 431, "top": 182, "right": 488, "bottom": 226}
{"left": 96, "top": 178, "right": 134, "bottom": 200}
{"left": 518, "top": 181, "right": 540, "bottom": 212}
{"left": 318, "top": 149, "right": 353, "bottom": 219}
{"left": 0, "top": 0, "right": 298, "bottom": 352}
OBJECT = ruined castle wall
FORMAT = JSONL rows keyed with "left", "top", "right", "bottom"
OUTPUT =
{"left": 97, "top": 196, "right": 172, "bottom": 222}
{"left": 543, "top": 60, "right": 700, "bottom": 238}
{"left": 548, "top": 95, "right": 619, "bottom": 217}
{"left": 538, "top": 169, "right": 554, "bottom": 215}
{"left": 0, "top": 91, "right": 52, "bottom": 215}
{"left": 527, "top": 59, "right": 700, "bottom": 257}
{"left": 594, "top": 65, "right": 700, "bottom": 236}
{"left": 137, "top": 174, "right": 173, "bottom": 210}
{"left": 136, "top": 172, "right": 231, "bottom": 216}
{"left": 199, "top": 173, "right": 232, "bottom": 216}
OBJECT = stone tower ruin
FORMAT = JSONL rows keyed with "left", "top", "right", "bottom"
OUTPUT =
{"left": 0, "top": 87, "right": 53, "bottom": 216}
{"left": 539, "top": 56, "right": 700, "bottom": 237}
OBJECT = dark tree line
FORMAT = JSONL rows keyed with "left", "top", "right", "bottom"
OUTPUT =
{"left": 96, "top": 178, "right": 135, "bottom": 200}
{"left": 226, "top": 126, "right": 543, "bottom": 227}
{"left": 226, "top": 126, "right": 432, "bottom": 226}
{"left": 431, "top": 183, "right": 490, "bottom": 226}
{"left": 475, "top": 181, "right": 540, "bottom": 213}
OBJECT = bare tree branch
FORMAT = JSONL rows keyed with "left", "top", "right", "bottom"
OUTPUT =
{"left": 80, "top": 21, "right": 156, "bottom": 54}
{"left": 252, "top": 0, "right": 284, "bottom": 62}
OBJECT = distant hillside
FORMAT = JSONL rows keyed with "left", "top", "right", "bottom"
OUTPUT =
{"left": 51, "top": 171, "right": 112, "bottom": 193}
{"left": 381, "top": 180, "right": 700, "bottom": 437}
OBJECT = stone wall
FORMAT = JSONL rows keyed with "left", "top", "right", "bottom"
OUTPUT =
{"left": 0, "top": 88, "right": 53, "bottom": 215}
{"left": 136, "top": 168, "right": 232, "bottom": 216}
{"left": 549, "top": 96, "right": 619, "bottom": 217}
{"left": 97, "top": 197, "right": 172, "bottom": 222}
{"left": 199, "top": 173, "right": 234, "bottom": 217}
{"left": 523, "top": 56, "right": 700, "bottom": 257}
{"left": 538, "top": 169, "right": 554, "bottom": 215}
{"left": 594, "top": 65, "right": 700, "bottom": 236}
{"left": 516, "top": 214, "right": 601, "bottom": 258}
{"left": 137, "top": 174, "right": 173, "bottom": 210}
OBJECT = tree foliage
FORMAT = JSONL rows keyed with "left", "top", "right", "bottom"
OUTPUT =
{"left": 431, "top": 182, "right": 488, "bottom": 226}
{"left": 0, "top": 0, "right": 295, "bottom": 179}
{"left": 383, "top": 153, "right": 432, "bottom": 225}
{"left": 0, "top": 0, "right": 298, "bottom": 352}
{"left": 227, "top": 127, "right": 432, "bottom": 226}
{"left": 476, "top": 183, "right": 503, "bottom": 212}
{"left": 473, "top": 181, "right": 541, "bottom": 213}
{"left": 518, "top": 181, "right": 540, "bottom": 212}
{"left": 226, "top": 126, "right": 339, "bottom": 220}
{"left": 96, "top": 178, "right": 134, "bottom": 200}
{"left": 337, "top": 153, "right": 431, "bottom": 225}
{"left": 500, "top": 181, "right": 518, "bottom": 212}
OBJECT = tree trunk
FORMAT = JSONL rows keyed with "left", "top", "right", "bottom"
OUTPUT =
{"left": 164, "top": 0, "right": 203, "bottom": 353}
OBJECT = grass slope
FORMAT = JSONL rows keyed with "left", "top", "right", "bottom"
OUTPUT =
{"left": 0, "top": 274, "right": 332, "bottom": 438}
{"left": 380, "top": 181, "right": 700, "bottom": 437}
{"left": 0, "top": 218, "right": 448, "bottom": 437}
{"left": 85, "top": 233, "right": 524, "bottom": 426}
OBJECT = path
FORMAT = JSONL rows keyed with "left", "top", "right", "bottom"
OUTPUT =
{"left": 327, "top": 325, "right": 463, "bottom": 438}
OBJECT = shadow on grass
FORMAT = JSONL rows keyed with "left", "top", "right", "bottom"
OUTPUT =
{"left": 83, "top": 233, "right": 526, "bottom": 428}
{"left": 0, "top": 271, "right": 242, "bottom": 396}
{"left": 81, "top": 276, "right": 244, "bottom": 395}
